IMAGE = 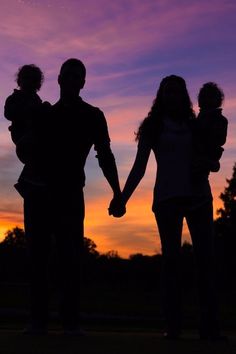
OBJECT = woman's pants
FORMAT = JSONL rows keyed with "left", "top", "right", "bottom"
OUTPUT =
{"left": 154, "top": 196, "right": 219, "bottom": 335}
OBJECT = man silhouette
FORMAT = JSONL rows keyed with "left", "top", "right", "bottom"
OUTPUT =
{"left": 25, "top": 58, "right": 123, "bottom": 334}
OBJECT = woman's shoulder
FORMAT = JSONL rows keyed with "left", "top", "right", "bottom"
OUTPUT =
{"left": 137, "top": 117, "right": 159, "bottom": 150}
{"left": 138, "top": 117, "right": 153, "bottom": 139}
{"left": 141, "top": 117, "right": 153, "bottom": 131}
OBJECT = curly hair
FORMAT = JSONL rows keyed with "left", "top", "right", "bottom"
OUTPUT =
{"left": 198, "top": 82, "right": 224, "bottom": 109}
{"left": 135, "top": 75, "right": 195, "bottom": 142}
{"left": 16, "top": 64, "right": 44, "bottom": 91}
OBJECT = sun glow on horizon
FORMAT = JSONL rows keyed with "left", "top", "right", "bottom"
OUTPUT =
{"left": 0, "top": 181, "right": 226, "bottom": 258}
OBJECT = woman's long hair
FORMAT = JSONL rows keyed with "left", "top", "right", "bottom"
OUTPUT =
{"left": 136, "top": 75, "right": 195, "bottom": 143}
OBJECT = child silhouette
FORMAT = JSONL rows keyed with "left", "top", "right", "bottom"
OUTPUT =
{"left": 193, "top": 82, "right": 228, "bottom": 176}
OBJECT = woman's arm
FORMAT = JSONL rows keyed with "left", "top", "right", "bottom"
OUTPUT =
{"left": 122, "top": 138, "right": 151, "bottom": 204}
{"left": 109, "top": 135, "right": 151, "bottom": 217}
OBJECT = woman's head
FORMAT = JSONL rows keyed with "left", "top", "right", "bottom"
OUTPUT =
{"left": 136, "top": 75, "right": 194, "bottom": 141}
{"left": 198, "top": 82, "right": 224, "bottom": 110}
{"left": 16, "top": 64, "right": 44, "bottom": 92}
{"left": 155, "top": 75, "right": 193, "bottom": 115}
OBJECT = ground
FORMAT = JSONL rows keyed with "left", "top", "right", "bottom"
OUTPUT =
{"left": 0, "top": 282, "right": 235, "bottom": 354}
{"left": 0, "top": 327, "right": 235, "bottom": 354}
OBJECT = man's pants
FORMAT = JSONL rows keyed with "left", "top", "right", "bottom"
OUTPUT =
{"left": 24, "top": 186, "right": 84, "bottom": 329}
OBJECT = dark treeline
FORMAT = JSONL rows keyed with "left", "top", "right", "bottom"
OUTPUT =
{"left": 0, "top": 162, "right": 236, "bottom": 292}
{"left": 0, "top": 227, "right": 195, "bottom": 291}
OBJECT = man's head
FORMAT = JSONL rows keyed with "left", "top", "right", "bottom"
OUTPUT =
{"left": 58, "top": 58, "right": 86, "bottom": 97}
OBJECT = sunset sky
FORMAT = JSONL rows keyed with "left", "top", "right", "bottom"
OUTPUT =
{"left": 0, "top": 0, "right": 235, "bottom": 257}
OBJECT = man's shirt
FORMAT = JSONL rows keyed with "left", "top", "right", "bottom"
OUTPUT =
{"left": 48, "top": 96, "right": 114, "bottom": 188}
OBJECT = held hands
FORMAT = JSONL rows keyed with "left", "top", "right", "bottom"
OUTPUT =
{"left": 108, "top": 194, "right": 126, "bottom": 218}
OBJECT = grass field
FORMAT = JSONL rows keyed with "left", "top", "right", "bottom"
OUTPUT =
{"left": 1, "top": 281, "right": 236, "bottom": 326}
{"left": 0, "top": 328, "right": 235, "bottom": 354}
{"left": 1, "top": 281, "right": 236, "bottom": 353}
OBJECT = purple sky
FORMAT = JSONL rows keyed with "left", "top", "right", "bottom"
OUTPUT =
{"left": 0, "top": 0, "right": 236, "bottom": 257}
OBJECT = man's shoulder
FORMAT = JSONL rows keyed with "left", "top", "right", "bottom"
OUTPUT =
{"left": 52, "top": 98, "right": 103, "bottom": 115}
{"left": 51, "top": 99, "right": 107, "bottom": 132}
{"left": 80, "top": 99, "right": 104, "bottom": 117}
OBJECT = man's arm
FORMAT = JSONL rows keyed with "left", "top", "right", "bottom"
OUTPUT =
{"left": 96, "top": 147, "right": 121, "bottom": 197}
{"left": 94, "top": 110, "right": 121, "bottom": 197}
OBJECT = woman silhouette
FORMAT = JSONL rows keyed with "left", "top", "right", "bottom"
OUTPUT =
{"left": 110, "top": 75, "right": 221, "bottom": 340}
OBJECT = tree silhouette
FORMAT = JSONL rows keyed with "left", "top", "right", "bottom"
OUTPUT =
{"left": 1, "top": 227, "right": 26, "bottom": 249}
{"left": 214, "top": 162, "right": 236, "bottom": 287}
{"left": 215, "top": 161, "right": 236, "bottom": 237}
{"left": 0, "top": 227, "right": 99, "bottom": 255}
{"left": 0, "top": 227, "right": 27, "bottom": 280}
{"left": 103, "top": 250, "right": 120, "bottom": 259}
{"left": 217, "top": 162, "right": 236, "bottom": 221}
{"left": 84, "top": 237, "right": 99, "bottom": 258}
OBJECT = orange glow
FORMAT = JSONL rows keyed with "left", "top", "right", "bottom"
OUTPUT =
{"left": 85, "top": 191, "right": 160, "bottom": 258}
{"left": 84, "top": 181, "right": 225, "bottom": 258}
{"left": 0, "top": 180, "right": 229, "bottom": 258}
{"left": 0, "top": 218, "right": 23, "bottom": 242}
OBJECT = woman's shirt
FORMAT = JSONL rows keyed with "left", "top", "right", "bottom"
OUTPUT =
{"left": 139, "top": 116, "right": 212, "bottom": 212}
{"left": 153, "top": 116, "right": 193, "bottom": 206}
